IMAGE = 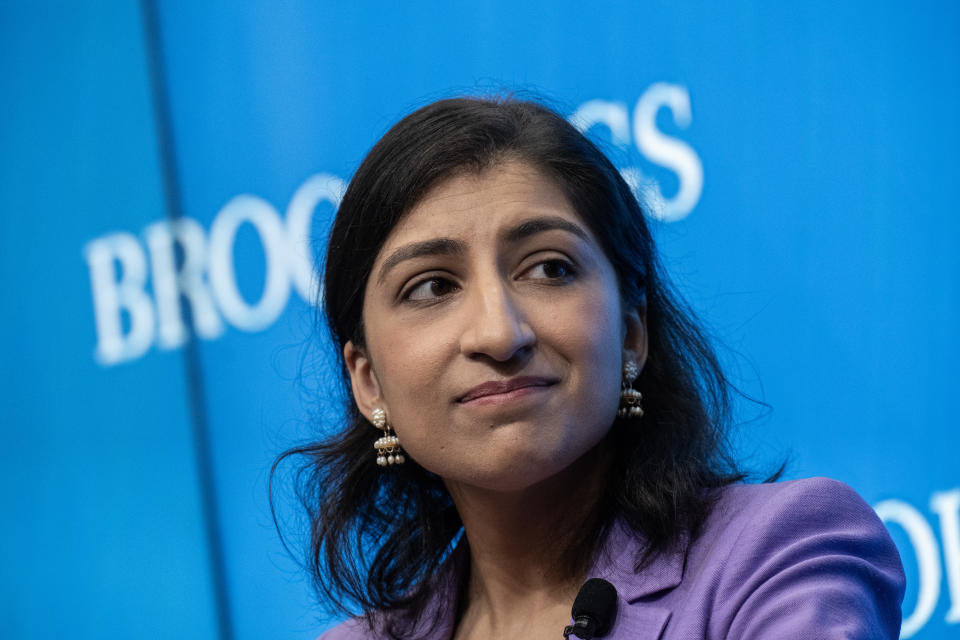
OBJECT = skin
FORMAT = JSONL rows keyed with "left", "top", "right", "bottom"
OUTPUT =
{"left": 345, "top": 159, "right": 647, "bottom": 640}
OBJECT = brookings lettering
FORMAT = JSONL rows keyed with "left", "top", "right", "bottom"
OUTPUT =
{"left": 83, "top": 174, "right": 345, "bottom": 366}
{"left": 875, "top": 488, "right": 960, "bottom": 638}
{"left": 570, "top": 82, "right": 703, "bottom": 223}
{"left": 83, "top": 84, "right": 704, "bottom": 367}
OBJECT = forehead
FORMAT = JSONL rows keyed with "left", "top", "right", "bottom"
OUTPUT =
{"left": 380, "top": 160, "right": 588, "bottom": 251}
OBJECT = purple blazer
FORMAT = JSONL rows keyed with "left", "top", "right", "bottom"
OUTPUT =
{"left": 320, "top": 477, "right": 905, "bottom": 639}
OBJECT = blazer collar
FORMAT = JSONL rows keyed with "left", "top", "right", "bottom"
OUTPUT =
{"left": 589, "top": 519, "right": 689, "bottom": 601}
{"left": 582, "top": 520, "right": 689, "bottom": 639}
{"left": 409, "top": 520, "right": 689, "bottom": 640}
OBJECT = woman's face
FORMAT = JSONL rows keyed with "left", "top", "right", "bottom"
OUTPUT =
{"left": 345, "top": 160, "right": 646, "bottom": 493}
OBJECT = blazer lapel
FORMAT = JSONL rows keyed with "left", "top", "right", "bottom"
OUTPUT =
{"left": 607, "top": 605, "right": 672, "bottom": 640}
{"left": 585, "top": 521, "right": 689, "bottom": 639}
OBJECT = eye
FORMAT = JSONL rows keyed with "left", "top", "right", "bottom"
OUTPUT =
{"left": 522, "top": 258, "right": 578, "bottom": 282}
{"left": 403, "top": 276, "right": 459, "bottom": 302}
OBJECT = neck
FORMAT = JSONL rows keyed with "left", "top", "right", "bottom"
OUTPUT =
{"left": 445, "top": 445, "right": 611, "bottom": 634}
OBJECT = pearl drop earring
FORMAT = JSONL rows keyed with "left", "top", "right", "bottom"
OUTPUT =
{"left": 617, "top": 360, "right": 644, "bottom": 420}
{"left": 372, "top": 407, "right": 405, "bottom": 466}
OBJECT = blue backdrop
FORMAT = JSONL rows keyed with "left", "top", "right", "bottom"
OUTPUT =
{"left": 2, "top": 1, "right": 957, "bottom": 638}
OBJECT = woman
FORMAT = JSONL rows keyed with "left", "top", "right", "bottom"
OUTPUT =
{"left": 277, "top": 97, "right": 904, "bottom": 639}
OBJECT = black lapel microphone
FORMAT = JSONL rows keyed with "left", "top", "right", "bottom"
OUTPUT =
{"left": 562, "top": 578, "right": 618, "bottom": 639}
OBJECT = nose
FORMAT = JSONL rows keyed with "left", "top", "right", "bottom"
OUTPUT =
{"left": 459, "top": 279, "right": 535, "bottom": 364}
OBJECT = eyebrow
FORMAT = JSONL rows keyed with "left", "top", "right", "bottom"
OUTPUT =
{"left": 375, "top": 215, "right": 592, "bottom": 284}
{"left": 376, "top": 237, "right": 466, "bottom": 284}
{"left": 500, "top": 215, "right": 592, "bottom": 245}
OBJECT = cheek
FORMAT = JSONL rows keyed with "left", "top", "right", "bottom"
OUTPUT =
{"left": 365, "top": 317, "right": 456, "bottom": 437}
{"left": 551, "top": 284, "right": 625, "bottom": 373}
{"left": 531, "top": 286, "right": 626, "bottom": 447}
{"left": 557, "top": 307, "right": 624, "bottom": 423}
{"left": 368, "top": 304, "right": 450, "bottom": 380}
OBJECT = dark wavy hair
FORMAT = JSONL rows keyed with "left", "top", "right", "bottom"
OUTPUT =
{"left": 274, "top": 96, "right": 751, "bottom": 636}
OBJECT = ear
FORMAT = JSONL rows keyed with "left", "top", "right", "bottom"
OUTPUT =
{"left": 344, "top": 340, "right": 382, "bottom": 422}
{"left": 622, "top": 305, "right": 649, "bottom": 373}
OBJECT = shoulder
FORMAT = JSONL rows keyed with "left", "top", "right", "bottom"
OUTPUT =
{"left": 683, "top": 477, "right": 906, "bottom": 638}
{"left": 316, "top": 543, "right": 464, "bottom": 640}
{"left": 701, "top": 476, "right": 902, "bottom": 565}
{"left": 317, "top": 617, "right": 374, "bottom": 640}
{"left": 707, "top": 475, "right": 884, "bottom": 533}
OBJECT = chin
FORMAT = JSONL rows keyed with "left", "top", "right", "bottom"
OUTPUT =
{"left": 444, "top": 445, "right": 594, "bottom": 494}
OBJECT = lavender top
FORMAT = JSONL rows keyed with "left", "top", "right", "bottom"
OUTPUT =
{"left": 320, "top": 477, "right": 905, "bottom": 639}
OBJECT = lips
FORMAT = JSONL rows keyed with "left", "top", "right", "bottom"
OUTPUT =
{"left": 457, "top": 376, "right": 558, "bottom": 403}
